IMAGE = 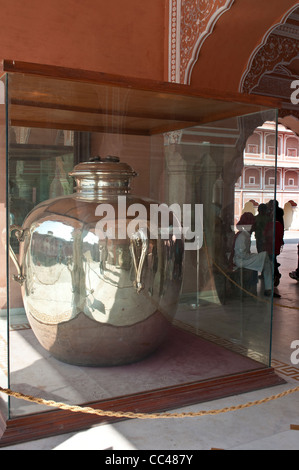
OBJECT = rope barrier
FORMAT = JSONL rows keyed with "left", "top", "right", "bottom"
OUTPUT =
{"left": 1, "top": 244, "right": 298, "bottom": 421}
{"left": 213, "top": 260, "right": 299, "bottom": 310}
{"left": 0, "top": 384, "right": 299, "bottom": 419}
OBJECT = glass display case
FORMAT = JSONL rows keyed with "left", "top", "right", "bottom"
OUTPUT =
{"left": 0, "top": 60, "right": 284, "bottom": 446}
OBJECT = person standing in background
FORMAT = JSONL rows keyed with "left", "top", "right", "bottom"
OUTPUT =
{"left": 264, "top": 201, "right": 284, "bottom": 287}
{"left": 253, "top": 203, "right": 269, "bottom": 253}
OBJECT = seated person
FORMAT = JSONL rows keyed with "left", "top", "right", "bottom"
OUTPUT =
{"left": 231, "top": 212, "right": 280, "bottom": 298}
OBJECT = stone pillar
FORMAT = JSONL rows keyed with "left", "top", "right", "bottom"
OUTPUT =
{"left": 164, "top": 131, "right": 188, "bottom": 207}
{"left": 163, "top": 134, "right": 224, "bottom": 298}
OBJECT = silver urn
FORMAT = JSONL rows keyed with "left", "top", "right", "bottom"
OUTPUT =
{"left": 10, "top": 156, "right": 184, "bottom": 366}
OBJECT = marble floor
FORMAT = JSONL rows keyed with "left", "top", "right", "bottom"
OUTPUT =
{"left": 1, "top": 232, "right": 299, "bottom": 450}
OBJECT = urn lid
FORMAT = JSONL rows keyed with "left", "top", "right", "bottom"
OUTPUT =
{"left": 69, "top": 156, "right": 137, "bottom": 195}
{"left": 70, "top": 155, "right": 137, "bottom": 178}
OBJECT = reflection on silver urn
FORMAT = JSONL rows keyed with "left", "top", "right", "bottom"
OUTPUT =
{"left": 10, "top": 157, "right": 184, "bottom": 366}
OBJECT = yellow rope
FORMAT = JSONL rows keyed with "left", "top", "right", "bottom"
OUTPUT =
{"left": 2, "top": 244, "right": 298, "bottom": 420}
{"left": 0, "top": 384, "right": 299, "bottom": 419}
{"left": 213, "top": 260, "right": 299, "bottom": 310}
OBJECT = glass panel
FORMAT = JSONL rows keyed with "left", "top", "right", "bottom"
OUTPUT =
{"left": 0, "top": 75, "right": 8, "bottom": 422}
{"left": 7, "top": 75, "right": 76, "bottom": 417}
{"left": 5, "top": 70, "right": 278, "bottom": 421}
{"left": 158, "top": 111, "right": 278, "bottom": 366}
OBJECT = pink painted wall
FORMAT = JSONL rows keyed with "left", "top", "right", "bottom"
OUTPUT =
{"left": 0, "top": 0, "right": 167, "bottom": 80}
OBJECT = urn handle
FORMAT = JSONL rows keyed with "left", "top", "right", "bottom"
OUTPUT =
{"left": 9, "top": 225, "right": 28, "bottom": 286}
{"left": 130, "top": 229, "right": 148, "bottom": 293}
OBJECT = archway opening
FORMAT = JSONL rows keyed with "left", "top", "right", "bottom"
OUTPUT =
{"left": 236, "top": 121, "right": 299, "bottom": 231}
{"left": 242, "top": 200, "right": 258, "bottom": 215}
